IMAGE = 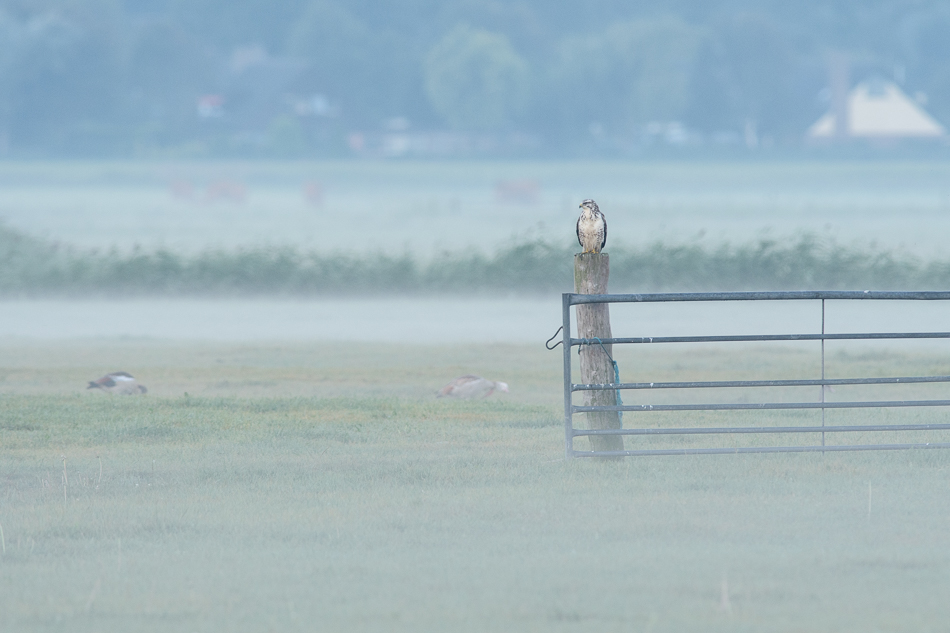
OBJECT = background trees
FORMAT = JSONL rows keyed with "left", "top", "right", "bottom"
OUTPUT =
{"left": 424, "top": 25, "right": 529, "bottom": 131}
{"left": 0, "top": 0, "right": 945, "bottom": 156}
{"left": 544, "top": 17, "right": 702, "bottom": 145}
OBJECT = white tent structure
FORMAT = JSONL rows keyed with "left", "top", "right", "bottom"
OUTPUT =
{"left": 808, "top": 78, "right": 945, "bottom": 139}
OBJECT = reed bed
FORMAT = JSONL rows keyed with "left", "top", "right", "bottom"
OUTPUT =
{"left": 1, "top": 222, "right": 947, "bottom": 296}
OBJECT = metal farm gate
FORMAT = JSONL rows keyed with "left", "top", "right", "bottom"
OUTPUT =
{"left": 559, "top": 291, "right": 950, "bottom": 458}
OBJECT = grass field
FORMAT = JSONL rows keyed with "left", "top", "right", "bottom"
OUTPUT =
{"left": 3, "top": 340, "right": 950, "bottom": 632}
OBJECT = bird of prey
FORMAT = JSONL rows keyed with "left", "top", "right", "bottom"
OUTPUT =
{"left": 576, "top": 198, "right": 607, "bottom": 253}
{"left": 437, "top": 375, "right": 509, "bottom": 399}
{"left": 87, "top": 372, "right": 147, "bottom": 395}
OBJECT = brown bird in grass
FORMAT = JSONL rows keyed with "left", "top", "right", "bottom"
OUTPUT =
{"left": 87, "top": 372, "right": 147, "bottom": 395}
{"left": 437, "top": 375, "right": 509, "bottom": 399}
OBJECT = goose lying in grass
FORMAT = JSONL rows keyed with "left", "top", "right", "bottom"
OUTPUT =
{"left": 87, "top": 372, "right": 148, "bottom": 395}
{"left": 437, "top": 375, "right": 508, "bottom": 399}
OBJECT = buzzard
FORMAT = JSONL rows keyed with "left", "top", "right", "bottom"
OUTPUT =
{"left": 576, "top": 199, "right": 607, "bottom": 254}
{"left": 87, "top": 372, "right": 147, "bottom": 395}
{"left": 437, "top": 375, "right": 509, "bottom": 399}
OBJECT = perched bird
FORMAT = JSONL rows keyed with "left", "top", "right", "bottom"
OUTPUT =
{"left": 576, "top": 198, "right": 607, "bottom": 254}
{"left": 437, "top": 375, "right": 509, "bottom": 399}
{"left": 87, "top": 372, "right": 147, "bottom": 395}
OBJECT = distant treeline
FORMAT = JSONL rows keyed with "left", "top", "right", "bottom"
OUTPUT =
{"left": 3, "top": 1, "right": 950, "bottom": 157}
{"left": 2, "top": 222, "right": 948, "bottom": 296}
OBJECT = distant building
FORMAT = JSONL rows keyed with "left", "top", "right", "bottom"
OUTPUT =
{"left": 808, "top": 78, "right": 945, "bottom": 140}
{"left": 194, "top": 47, "right": 323, "bottom": 146}
{"left": 220, "top": 54, "right": 308, "bottom": 131}
{"left": 346, "top": 130, "right": 540, "bottom": 158}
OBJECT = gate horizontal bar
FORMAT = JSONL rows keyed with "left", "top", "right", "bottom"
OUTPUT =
{"left": 573, "top": 332, "right": 950, "bottom": 346}
{"left": 572, "top": 442, "right": 950, "bottom": 457}
{"left": 573, "top": 375, "right": 950, "bottom": 391}
{"left": 569, "top": 291, "right": 950, "bottom": 305}
{"left": 573, "top": 399, "right": 950, "bottom": 412}
{"left": 562, "top": 291, "right": 950, "bottom": 459}
{"left": 574, "top": 423, "right": 950, "bottom": 436}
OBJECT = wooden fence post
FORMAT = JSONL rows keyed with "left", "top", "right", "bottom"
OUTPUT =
{"left": 574, "top": 253, "right": 624, "bottom": 453}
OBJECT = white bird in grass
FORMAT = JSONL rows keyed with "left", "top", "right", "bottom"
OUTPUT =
{"left": 87, "top": 372, "right": 147, "bottom": 395}
{"left": 576, "top": 198, "right": 607, "bottom": 254}
{"left": 437, "top": 375, "right": 509, "bottom": 399}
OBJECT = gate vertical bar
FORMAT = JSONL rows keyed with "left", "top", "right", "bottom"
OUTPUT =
{"left": 563, "top": 293, "right": 575, "bottom": 459}
{"left": 821, "top": 299, "right": 826, "bottom": 448}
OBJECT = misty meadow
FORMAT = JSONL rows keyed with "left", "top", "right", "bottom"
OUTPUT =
{"left": 4, "top": 2, "right": 950, "bottom": 632}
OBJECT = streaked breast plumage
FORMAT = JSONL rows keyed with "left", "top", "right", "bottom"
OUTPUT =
{"left": 576, "top": 199, "right": 607, "bottom": 254}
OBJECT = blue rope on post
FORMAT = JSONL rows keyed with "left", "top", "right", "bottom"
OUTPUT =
{"left": 590, "top": 337, "right": 623, "bottom": 426}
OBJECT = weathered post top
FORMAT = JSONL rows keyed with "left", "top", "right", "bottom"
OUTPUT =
{"left": 574, "top": 252, "right": 624, "bottom": 454}
{"left": 574, "top": 252, "right": 610, "bottom": 294}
